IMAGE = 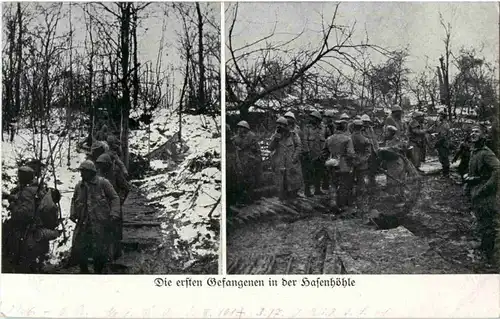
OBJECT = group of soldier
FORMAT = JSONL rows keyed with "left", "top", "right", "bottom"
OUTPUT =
{"left": 2, "top": 124, "right": 130, "bottom": 274}
{"left": 228, "top": 105, "right": 499, "bottom": 269}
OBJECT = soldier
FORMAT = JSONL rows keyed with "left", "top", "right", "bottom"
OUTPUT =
{"left": 269, "top": 117, "right": 302, "bottom": 199}
{"left": 91, "top": 140, "right": 128, "bottom": 180}
{"left": 408, "top": 111, "right": 427, "bottom": 169}
{"left": 69, "top": 160, "right": 121, "bottom": 274}
{"left": 321, "top": 110, "right": 336, "bottom": 190}
{"left": 381, "top": 126, "right": 406, "bottom": 202}
{"left": 2, "top": 166, "right": 39, "bottom": 272}
{"left": 384, "top": 105, "right": 406, "bottom": 139}
{"left": 226, "top": 124, "right": 242, "bottom": 206}
{"left": 95, "top": 124, "right": 109, "bottom": 142}
{"left": 452, "top": 133, "right": 472, "bottom": 182}
{"left": 361, "top": 114, "right": 379, "bottom": 189}
{"left": 464, "top": 126, "right": 500, "bottom": 266}
{"left": 323, "top": 115, "right": 355, "bottom": 210}
{"left": 302, "top": 111, "right": 326, "bottom": 197}
{"left": 96, "top": 153, "right": 129, "bottom": 260}
{"left": 435, "top": 110, "right": 451, "bottom": 176}
{"left": 284, "top": 111, "right": 303, "bottom": 140}
{"left": 232, "top": 121, "right": 263, "bottom": 203}
{"left": 351, "top": 120, "right": 372, "bottom": 196}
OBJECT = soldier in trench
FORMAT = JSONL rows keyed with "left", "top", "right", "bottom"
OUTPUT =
{"left": 408, "top": 112, "right": 427, "bottom": 169}
{"left": 464, "top": 125, "right": 500, "bottom": 267}
{"left": 96, "top": 153, "right": 129, "bottom": 260}
{"left": 434, "top": 109, "right": 451, "bottom": 177}
{"left": 69, "top": 160, "right": 121, "bottom": 274}
{"left": 232, "top": 120, "right": 262, "bottom": 203}
{"left": 351, "top": 119, "right": 372, "bottom": 196}
{"left": 380, "top": 125, "right": 406, "bottom": 203}
{"left": 321, "top": 109, "right": 336, "bottom": 191}
{"left": 302, "top": 111, "right": 326, "bottom": 197}
{"left": 269, "top": 117, "right": 303, "bottom": 200}
{"left": 322, "top": 115, "right": 356, "bottom": 210}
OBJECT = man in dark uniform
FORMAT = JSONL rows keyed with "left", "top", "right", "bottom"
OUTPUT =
{"left": 321, "top": 110, "right": 336, "bottom": 190}
{"left": 351, "top": 120, "right": 372, "bottom": 196}
{"left": 435, "top": 110, "right": 451, "bottom": 176}
{"left": 323, "top": 116, "right": 355, "bottom": 210}
{"left": 408, "top": 111, "right": 427, "bottom": 169}
{"left": 465, "top": 125, "right": 500, "bottom": 267}
{"left": 302, "top": 111, "right": 326, "bottom": 196}
{"left": 232, "top": 120, "right": 262, "bottom": 202}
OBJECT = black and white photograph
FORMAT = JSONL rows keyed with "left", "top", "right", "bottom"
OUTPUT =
{"left": 226, "top": 2, "right": 499, "bottom": 274}
{"left": 1, "top": 2, "right": 221, "bottom": 274}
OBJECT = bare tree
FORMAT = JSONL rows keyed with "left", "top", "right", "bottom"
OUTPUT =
{"left": 226, "top": 3, "right": 388, "bottom": 117}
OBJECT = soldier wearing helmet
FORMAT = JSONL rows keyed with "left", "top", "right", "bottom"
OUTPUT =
{"left": 70, "top": 159, "right": 120, "bottom": 274}
{"left": 351, "top": 120, "right": 372, "bottom": 196}
{"left": 96, "top": 153, "right": 129, "bottom": 260}
{"left": 226, "top": 124, "right": 243, "bottom": 205}
{"left": 361, "top": 114, "right": 379, "bottom": 189}
{"left": 2, "top": 166, "right": 40, "bottom": 273}
{"left": 380, "top": 125, "right": 406, "bottom": 202}
{"left": 466, "top": 125, "right": 500, "bottom": 268}
{"left": 408, "top": 111, "right": 428, "bottom": 169}
{"left": 301, "top": 111, "right": 326, "bottom": 197}
{"left": 233, "top": 120, "right": 262, "bottom": 203}
{"left": 269, "top": 117, "right": 303, "bottom": 199}
{"left": 323, "top": 114, "right": 356, "bottom": 211}
{"left": 384, "top": 105, "right": 406, "bottom": 139}
{"left": 434, "top": 109, "right": 451, "bottom": 176}
{"left": 321, "top": 109, "right": 336, "bottom": 191}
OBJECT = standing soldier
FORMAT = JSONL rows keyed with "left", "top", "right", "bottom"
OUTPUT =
{"left": 269, "top": 117, "right": 302, "bottom": 200}
{"left": 91, "top": 140, "right": 128, "bottom": 180}
{"left": 96, "top": 153, "right": 129, "bottom": 260}
{"left": 322, "top": 110, "right": 336, "bottom": 190}
{"left": 361, "top": 114, "right": 379, "bottom": 189}
{"left": 384, "top": 105, "right": 406, "bottom": 139}
{"left": 2, "top": 166, "right": 39, "bottom": 273}
{"left": 408, "top": 112, "right": 427, "bottom": 169}
{"left": 95, "top": 124, "right": 109, "bottom": 142}
{"left": 351, "top": 120, "right": 372, "bottom": 196}
{"left": 226, "top": 124, "right": 242, "bottom": 206}
{"left": 69, "top": 160, "right": 121, "bottom": 274}
{"left": 323, "top": 115, "right": 355, "bottom": 210}
{"left": 302, "top": 111, "right": 326, "bottom": 197}
{"left": 284, "top": 111, "right": 303, "bottom": 140}
{"left": 435, "top": 110, "right": 451, "bottom": 177}
{"left": 464, "top": 126, "right": 500, "bottom": 267}
{"left": 380, "top": 126, "right": 406, "bottom": 203}
{"left": 232, "top": 121, "right": 262, "bottom": 203}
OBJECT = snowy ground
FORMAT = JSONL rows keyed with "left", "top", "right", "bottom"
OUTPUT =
{"left": 2, "top": 107, "right": 221, "bottom": 268}
{"left": 129, "top": 108, "right": 221, "bottom": 262}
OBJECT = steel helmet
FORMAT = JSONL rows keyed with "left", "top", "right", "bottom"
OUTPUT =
{"left": 78, "top": 160, "right": 97, "bottom": 172}
{"left": 361, "top": 114, "right": 371, "bottom": 122}
{"left": 91, "top": 141, "right": 104, "bottom": 151}
{"left": 96, "top": 153, "right": 112, "bottom": 164}
{"left": 236, "top": 120, "right": 250, "bottom": 130}
{"left": 284, "top": 111, "right": 296, "bottom": 121}
{"left": 353, "top": 119, "right": 364, "bottom": 127}
{"left": 276, "top": 116, "right": 288, "bottom": 126}
{"left": 387, "top": 125, "right": 398, "bottom": 132}
{"left": 391, "top": 105, "right": 402, "bottom": 112}
{"left": 354, "top": 115, "right": 361, "bottom": 120}
{"left": 324, "top": 110, "right": 335, "bottom": 117}
{"left": 339, "top": 113, "right": 350, "bottom": 121}
{"left": 310, "top": 110, "right": 322, "bottom": 120}
{"left": 18, "top": 166, "right": 34, "bottom": 175}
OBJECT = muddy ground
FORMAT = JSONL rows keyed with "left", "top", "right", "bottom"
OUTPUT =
{"left": 227, "top": 159, "right": 496, "bottom": 274}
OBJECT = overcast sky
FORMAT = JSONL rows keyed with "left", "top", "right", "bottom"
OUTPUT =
{"left": 226, "top": 2, "right": 499, "bottom": 79}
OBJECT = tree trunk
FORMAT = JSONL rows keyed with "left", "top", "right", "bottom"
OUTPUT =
{"left": 12, "top": 3, "right": 23, "bottom": 142}
{"left": 67, "top": 2, "right": 73, "bottom": 166}
{"left": 120, "top": 3, "right": 132, "bottom": 169}
{"left": 132, "top": 9, "right": 139, "bottom": 114}
{"left": 87, "top": 14, "right": 95, "bottom": 147}
{"left": 196, "top": 2, "right": 206, "bottom": 114}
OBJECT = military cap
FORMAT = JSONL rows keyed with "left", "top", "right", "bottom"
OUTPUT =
{"left": 284, "top": 111, "right": 296, "bottom": 121}
{"left": 236, "top": 121, "right": 250, "bottom": 130}
{"left": 78, "top": 160, "right": 97, "bottom": 172}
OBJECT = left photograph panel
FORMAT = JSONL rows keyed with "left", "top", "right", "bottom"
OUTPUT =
{"left": 1, "top": 2, "right": 221, "bottom": 274}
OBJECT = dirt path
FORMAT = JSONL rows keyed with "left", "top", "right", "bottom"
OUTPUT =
{"left": 227, "top": 160, "right": 493, "bottom": 274}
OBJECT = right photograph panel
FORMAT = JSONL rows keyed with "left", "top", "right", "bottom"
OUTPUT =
{"left": 225, "top": 2, "right": 500, "bottom": 274}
